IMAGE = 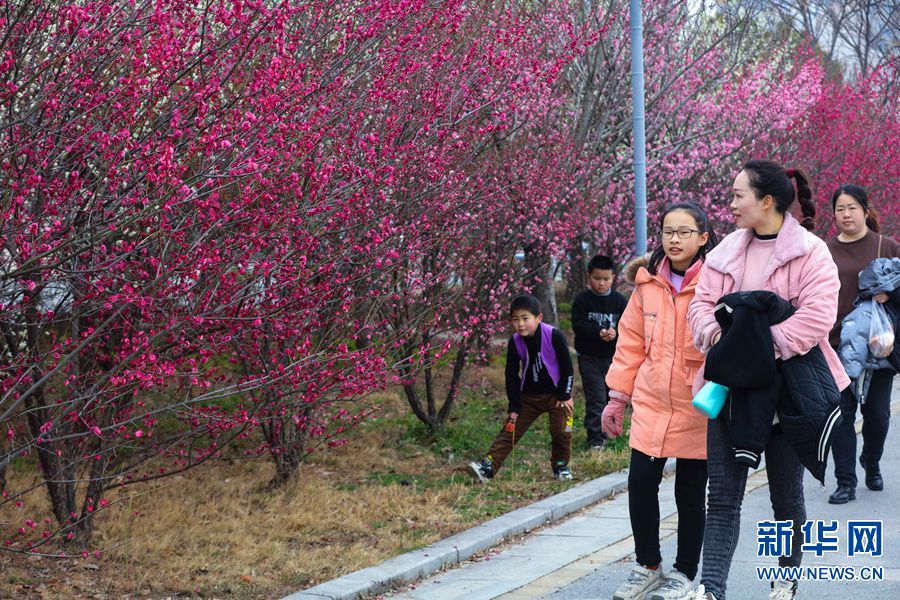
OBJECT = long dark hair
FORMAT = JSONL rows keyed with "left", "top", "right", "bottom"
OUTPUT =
{"left": 831, "top": 184, "right": 881, "bottom": 233}
{"left": 742, "top": 159, "right": 816, "bottom": 231}
{"left": 647, "top": 202, "right": 719, "bottom": 276}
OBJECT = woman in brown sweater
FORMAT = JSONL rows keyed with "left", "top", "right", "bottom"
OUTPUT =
{"left": 825, "top": 184, "right": 900, "bottom": 505}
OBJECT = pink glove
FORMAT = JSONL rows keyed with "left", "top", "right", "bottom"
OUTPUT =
{"left": 602, "top": 393, "right": 630, "bottom": 438}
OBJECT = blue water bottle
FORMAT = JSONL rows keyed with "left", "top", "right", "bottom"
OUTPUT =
{"left": 692, "top": 381, "right": 729, "bottom": 418}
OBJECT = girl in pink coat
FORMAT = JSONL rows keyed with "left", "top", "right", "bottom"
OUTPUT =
{"left": 686, "top": 160, "right": 849, "bottom": 600}
{"left": 601, "top": 202, "right": 718, "bottom": 600}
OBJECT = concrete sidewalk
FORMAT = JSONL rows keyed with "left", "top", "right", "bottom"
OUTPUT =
{"left": 292, "top": 380, "right": 900, "bottom": 600}
{"left": 381, "top": 379, "right": 900, "bottom": 600}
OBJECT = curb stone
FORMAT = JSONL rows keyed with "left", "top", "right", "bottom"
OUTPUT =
{"left": 285, "top": 461, "right": 677, "bottom": 600}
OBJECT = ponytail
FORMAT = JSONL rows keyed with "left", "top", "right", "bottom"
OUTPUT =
{"left": 866, "top": 206, "right": 882, "bottom": 233}
{"left": 786, "top": 168, "right": 816, "bottom": 230}
{"left": 744, "top": 160, "right": 815, "bottom": 230}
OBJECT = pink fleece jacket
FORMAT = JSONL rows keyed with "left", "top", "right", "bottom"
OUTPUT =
{"left": 688, "top": 213, "right": 850, "bottom": 394}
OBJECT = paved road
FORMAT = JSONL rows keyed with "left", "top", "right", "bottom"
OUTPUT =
{"left": 384, "top": 380, "right": 900, "bottom": 600}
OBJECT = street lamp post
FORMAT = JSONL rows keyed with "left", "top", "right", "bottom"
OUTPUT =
{"left": 630, "top": 0, "right": 647, "bottom": 257}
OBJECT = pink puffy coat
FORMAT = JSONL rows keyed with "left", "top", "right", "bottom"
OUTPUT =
{"left": 688, "top": 213, "right": 850, "bottom": 393}
{"left": 606, "top": 257, "right": 708, "bottom": 460}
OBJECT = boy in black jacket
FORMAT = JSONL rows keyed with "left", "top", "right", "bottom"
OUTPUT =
{"left": 571, "top": 255, "right": 627, "bottom": 450}
{"left": 466, "top": 294, "right": 575, "bottom": 482}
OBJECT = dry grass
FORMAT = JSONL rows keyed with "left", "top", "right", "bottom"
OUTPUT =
{"left": 0, "top": 456, "right": 476, "bottom": 599}
{"left": 98, "top": 463, "right": 473, "bottom": 598}
{"left": 0, "top": 362, "right": 631, "bottom": 599}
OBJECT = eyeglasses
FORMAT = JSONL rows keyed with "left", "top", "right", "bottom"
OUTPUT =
{"left": 660, "top": 228, "right": 701, "bottom": 240}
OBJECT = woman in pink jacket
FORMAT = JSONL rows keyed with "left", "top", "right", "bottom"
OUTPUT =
{"left": 601, "top": 202, "right": 718, "bottom": 600}
{"left": 686, "top": 160, "right": 850, "bottom": 600}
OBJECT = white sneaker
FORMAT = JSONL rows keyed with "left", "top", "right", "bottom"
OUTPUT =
{"left": 684, "top": 584, "right": 717, "bottom": 600}
{"left": 465, "top": 458, "right": 493, "bottom": 483}
{"left": 612, "top": 565, "right": 664, "bottom": 600}
{"left": 768, "top": 579, "right": 797, "bottom": 599}
{"left": 647, "top": 570, "right": 693, "bottom": 600}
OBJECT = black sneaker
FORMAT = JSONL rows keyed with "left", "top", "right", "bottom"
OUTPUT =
{"left": 587, "top": 437, "right": 609, "bottom": 451}
{"left": 828, "top": 484, "right": 856, "bottom": 504}
{"left": 553, "top": 461, "right": 573, "bottom": 481}
{"left": 466, "top": 457, "right": 494, "bottom": 483}
{"left": 860, "top": 455, "right": 884, "bottom": 491}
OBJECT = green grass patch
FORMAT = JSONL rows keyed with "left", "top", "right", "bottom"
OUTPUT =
{"left": 352, "top": 382, "right": 633, "bottom": 526}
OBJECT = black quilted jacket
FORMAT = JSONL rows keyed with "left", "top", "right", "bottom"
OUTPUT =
{"left": 704, "top": 291, "right": 842, "bottom": 483}
{"left": 776, "top": 345, "right": 843, "bottom": 483}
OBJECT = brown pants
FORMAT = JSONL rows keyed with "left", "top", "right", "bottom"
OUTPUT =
{"left": 486, "top": 393, "right": 572, "bottom": 472}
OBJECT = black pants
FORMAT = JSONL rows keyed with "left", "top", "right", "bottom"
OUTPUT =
{"left": 578, "top": 354, "right": 612, "bottom": 446}
{"left": 629, "top": 448, "right": 707, "bottom": 580}
{"left": 832, "top": 368, "right": 895, "bottom": 488}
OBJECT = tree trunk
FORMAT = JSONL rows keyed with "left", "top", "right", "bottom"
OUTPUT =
{"left": 435, "top": 340, "right": 470, "bottom": 426}
{"left": 400, "top": 336, "right": 434, "bottom": 428}
{"left": 25, "top": 387, "right": 83, "bottom": 545}
{"left": 524, "top": 245, "right": 558, "bottom": 324}
{"left": 74, "top": 452, "right": 109, "bottom": 548}
{"left": 263, "top": 404, "right": 309, "bottom": 486}
{"left": 565, "top": 236, "right": 588, "bottom": 304}
{"left": 402, "top": 341, "right": 471, "bottom": 432}
{"left": 402, "top": 382, "right": 434, "bottom": 428}
{"left": 0, "top": 438, "right": 6, "bottom": 494}
{"left": 270, "top": 427, "right": 304, "bottom": 487}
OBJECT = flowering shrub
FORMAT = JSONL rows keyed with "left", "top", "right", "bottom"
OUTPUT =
{"left": 0, "top": 0, "right": 895, "bottom": 553}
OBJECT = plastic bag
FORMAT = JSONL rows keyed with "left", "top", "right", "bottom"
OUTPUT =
{"left": 868, "top": 300, "right": 895, "bottom": 359}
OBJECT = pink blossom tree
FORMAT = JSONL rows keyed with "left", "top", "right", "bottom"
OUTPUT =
{"left": 1, "top": 0, "right": 897, "bottom": 557}
{"left": 559, "top": 3, "right": 829, "bottom": 278}
{"left": 0, "top": 0, "right": 431, "bottom": 545}
{"left": 763, "top": 63, "right": 899, "bottom": 234}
